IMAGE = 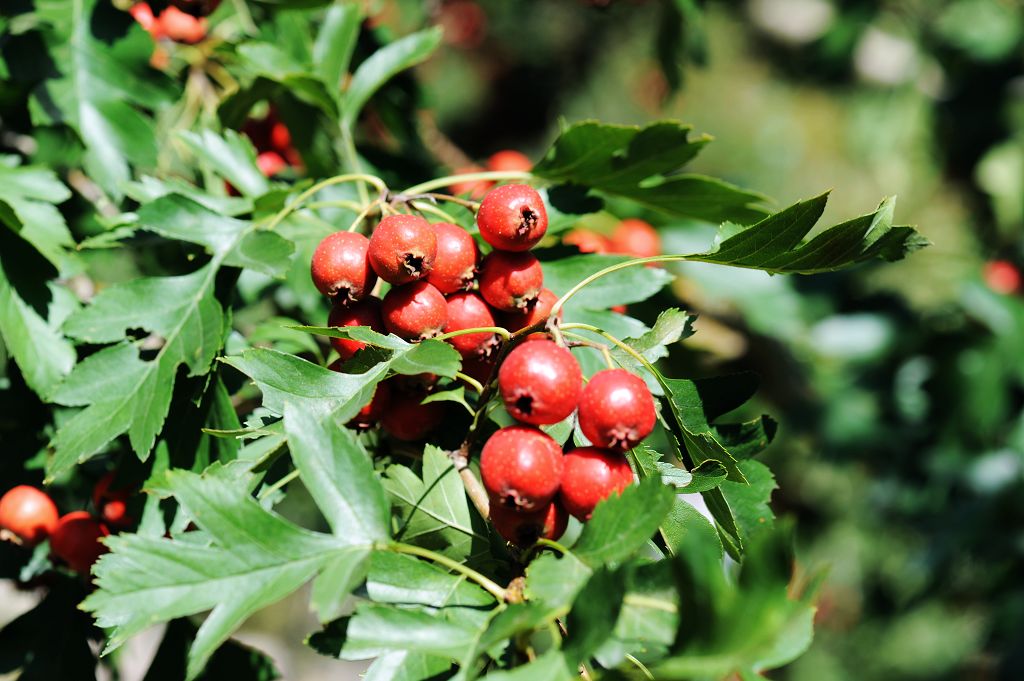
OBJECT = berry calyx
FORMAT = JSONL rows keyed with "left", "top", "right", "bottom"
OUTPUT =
{"left": 427, "top": 222, "right": 478, "bottom": 294}
{"left": 501, "top": 287, "right": 560, "bottom": 333}
{"left": 559, "top": 447, "right": 634, "bottom": 521}
{"left": 486, "top": 150, "right": 532, "bottom": 173}
{"left": 0, "top": 486, "right": 59, "bottom": 546}
{"left": 498, "top": 339, "right": 582, "bottom": 425}
{"left": 327, "top": 298, "right": 385, "bottom": 360}
{"left": 381, "top": 282, "right": 448, "bottom": 341}
{"left": 610, "top": 218, "right": 660, "bottom": 258}
{"left": 578, "top": 369, "right": 656, "bottom": 450}
{"left": 50, "top": 511, "right": 109, "bottom": 574}
{"left": 481, "top": 425, "right": 564, "bottom": 512}
{"left": 478, "top": 251, "right": 543, "bottom": 312}
{"left": 381, "top": 389, "right": 445, "bottom": 441}
{"left": 368, "top": 214, "right": 437, "bottom": 285}
{"left": 477, "top": 184, "right": 548, "bottom": 251}
{"left": 311, "top": 231, "right": 377, "bottom": 302}
{"left": 444, "top": 292, "right": 500, "bottom": 359}
{"left": 490, "top": 500, "right": 568, "bottom": 548}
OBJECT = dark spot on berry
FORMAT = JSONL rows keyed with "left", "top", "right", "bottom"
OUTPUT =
{"left": 516, "top": 523, "right": 542, "bottom": 546}
{"left": 515, "top": 394, "right": 534, "bottom": 416}
{"left": 403, "top": 253, "right": 424, "bottom": 275}
{"left": 518, "top": 207, "right": 538, "bottom": 235}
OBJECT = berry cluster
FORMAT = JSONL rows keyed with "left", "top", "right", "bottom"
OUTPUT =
{"left": 0, "top": 474, "right": 131, "bottom": 575}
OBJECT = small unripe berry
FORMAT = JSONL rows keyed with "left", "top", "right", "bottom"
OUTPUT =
{"left": 50, "top": 511, "right": 109, "bottom": 574}
{"left": 328, "top": 298, "right": 385, "bottom": 360}
{"left": 477, "top": 184, "right": 548, "bottom": 251}
{"left": 427, "top": 222, "right": 478, "bottom": 294}
{"left": 490, "top": 500, "right": 568, "bottom": 548}
{"left": 478, "top": 251, "right": 543, "bottom": 312}
{"left": 368, "top": 214, "right": 437, "bottom": 285}
{"left": 578, "top": 369, "right": 656, "bottom": 450}
{"left": 501, "top": 287, "right": 560, "bottom": 334}
{"left": 381, "top": 282, "right": 448, "bottom": 341}
{"left": 443, "top": 292, "right": 500, "bottom": 359}
{"left": 610, "top": 219, "right": 660, "bottom": 258}
{"left": 0, "top": 486, "right": 59, "bottom": 546}
{"left": 559, "top": 447, "right": 634, "bottom": 521}
{"left": 381, "top": 390, "right": 445, "bottom": 441}
{"left": 481, "top": 425, "right": 564, "bottom": 512}
{"left": 486, "top": 150, "right": 532, "bottom": 173}
{"left": 563, "top": 228, "right": 611, "bottom": 254}
{"left": 311, "top": 231, "right": 377, "bottom": 302}
{"left": 498, "top": 340, "right": 581, "bottom": 425}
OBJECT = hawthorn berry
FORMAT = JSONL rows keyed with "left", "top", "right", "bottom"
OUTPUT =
{"left": 984, "top": 260, "right": 1021, "bottom": 295}
{"left": 490, "top": 499, "right": 568, "bottom": 548}
{"left": 269, "top": 121, "right": 292, "bottom": 152}
{"left": 381, "top": 389, "right": 445, "bottom": 441}
{"left": 348, "top": 380, "right": 392, "bottom": 429}
{"left": 501, "top": 287, "right": 560, "bottom": 333}
{"left": 256, "top": 151, "right": 287, "bottom": 178}
{"left": 311, "top": 231, "right": 377, "bottom": 302}
{"left": 0, "top": 486, "right": 59, "bottom": 546}
{"left": 498, "top": 340, "right": 582, "bottom": 425}
{"left": 92, "top": 473, "right": 132, "bottom": 527}
{"left": 578, "top": 368, "right": 656, "bottom": 450}
{"left": 486, "top": 150, "right": 532, "bottom": 173}
{"left": 443, "top": 292, "right": 500, "bottom": 359}
{"left": 478, "top": 250, "right": 543, "bottom": 312}
{"left": 448, "top": 165, "right": 493, "bottom": 199}
{"left": 381, "top": 282, "right": 448, "bottom": 341}
{"left": 460, "top": 355, "right": 497, "bottom": 388}
{"left": 50, "top": 511, "right": 109, "bottom": 574}
{"left": 480, "top": 425, "right": 564, "bottom": 512}
{"left": 368, "top": 214, "right": 437, "bottom": 285}
{"left": 563, "top": 228, "right": 611, "bottom": 254}
{"left": 477, "top": 184, "right": 548, "bottom": 251}
{"left": 427, "top": 222, "right": 478, "bottom": 294}
{"left": 158, "top": 5, "right": 208, "bottom": 43}
{"left": 327, "top": 298, "right": 384, "bottom": 360}
{"left": 610, "top": 218, "right": 660, "bottom": 258}
{"left": 559, "top": 447, "right": 634, "bottom": 521}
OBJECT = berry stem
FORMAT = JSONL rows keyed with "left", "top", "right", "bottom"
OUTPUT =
{"left": 388, "top": 541, "right": 507, "bottom": 601}
{"left": 304, "top": 199, "right": 366, "bottom": 212}
{"left": 563, "top": 333, "right": 615, "bottom": 369}
{"left": 421, "top": 192, "right": 481, "bottom": 211}
{"left": 559, "top": 323, "right": 653, "bottom": 376}
{"left": 263, "top": 173, "right": 388, "bottom": 232}
{"left": 449, "top": 444, "right": 491, "bottom": 520}
{"left": 339, "top": 125, "right": 371, "bottom": 206}
{"left": 548, "top": 255, "right": 689, "bottom": 322}
{"left": 258, "top": 468, "right": 299, "bottom": 500}
{"left": 409, "top": 200, "right": 459, "bottom": 223}
{"left": 625, "top": 654, "right": 655, "bottom": 680}
{"left": 402, "top": 170, "right": 533, "bottom": 195}
{"left": 455, "top": 372, "right": 485, "bottom": 394}
{"left": 346, "top": 199, "right": 383, "bottom": 232}
{"left": 622, "top": 593, "right": 679, "bottom": 613}
{"left": 436, "top": 326, "right": 512, "bottom": 342}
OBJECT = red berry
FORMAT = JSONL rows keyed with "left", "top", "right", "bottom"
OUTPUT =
{"left": 477, "top": 184, "right": 548, "bottom": 251}
{"left": 460, "top": 355, "right": 497, "bottom": 389}
{"left": 158, "top": 5, "right": 207, "bottom": 43}
{"left": 486, "top": 150, "right": 532, "bottom": 173}
{"left": 610, "top": 219, "right": 660, "bottom": 258}
{"left": 0, "top": 486, "right": 59, "bottom": 546}
{"left": 92, "top": 473, "right": 132, "bottom": 528}
{"left": 449, "top": 165, "right": 493, "bottom": 199}
{"left": 478, "top": 251, "right": 543, "bottom": 312}
{"left": 269, "top": 121, "right": 292, "bottom": 153}
{"left": 427, "top": 222, "right": 478, "bottom": 294}
{"left": 498, "top": 339, "right": 582, "bottom": 425}
{"left": 381, "top": 282, "right": 447, "bottom": 341}
{"left": 50, "top": 511, "right": 109, "bottom": 574}
{"left": 346, "top": 380, "right": 392, "bottom": 429}
{"left": 256, "top": 151, "right": 287, "bottom": 177}
{"left": 130, "top": 3, "right": 158, "bottom": 33}
{"left": 328, "top": 298, "right": 385, "bottom": 360}
{"left": 501, "top": 287, "right": 560, "bottom": 333}
{"left": 563, "top": 228, "right": 611, "bottom": 254}
{"left": 578, "top": 369, "right": 656, "bottom": 450}
{"left": 311, "top": 231, "right": 377, "bottom": 302}
{"left": 368, "top": 215, "right": 437, "bottom": 285}
{"left": 381, "top": 390, "right": 445, "bottom": 441}
{"left": 559, "top": 447, "right": 633, "bottom": 521}
{"left": 481, "top": 425, "right": 564, "bottom": 512}
{"left": 984, "top": 260, "right": 1021, "bottom": 295}
{"left": 490, "top": 500, "right": 568, "bottom": 548}
{"left": 443, "top": 292, "right": 500, "bottom": 359}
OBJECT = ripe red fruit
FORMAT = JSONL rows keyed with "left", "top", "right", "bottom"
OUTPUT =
{"left": 444, "top": 292, "right": 500, "bottom": 359}
{"left": 50, "top": 511, "right": 109, "bottom": 574}
{"left": 0, "top": 486, "right": 59, "bottom": 546}
{"left": 158, "top": 6, "right": 207, "bottom": 43}
{"left": 381, "top": 390, "right": 445, "bottom": 441}
{"left": 984, "top": 260, "right": 1021, "bottom": 295}
{"left": 578, "top": 369, "right": 656, "bottom": 450}
{"left": 498, "top": 339, "right": 582, "bottom": 425}
{"left": 256, "top": 151, "right": 287, "bottom": 177}
{"left": 559, "top": 447, "right": 634, "bottom": 521}
{"left": 269, "top": 121, "right": 292, "bottom": 153}
{"left": 501, "top": 287, "right": 560, "bottom": 333}
{"left": 610, "top": 219, "right": 660, "bottom": 258}
{"left": 381, "top": 282, "right": 448, "bottom": 341}
{"left": 328, "top": 298, "right": 385, "bottom": 360}
{"left": 448, "top": 165, "right": 493, "bottom": 199}
{"left": 563, "top": 228, "right": 611, "bottom": 254}
{"left": 477, "top": 184, "right": 548, "bottom": 251}
{"left": 311, "top": 231, "right": 377, "bottom": 302}
{"left": 481, "top": 426, "right": 564, "bottom": 512}
{"left": 130, "top": 3, "right": 159, "bottom": 34}
{"left": 486, "top": 150, "right": 532, "bottom": 173}
{"left": 478, "top": 251, "right": 543, "bottom": 312}
{"left": 347, "top": 380, "right": 392, "bottom": 429}
{"left": 490, "top": 500, "right": 568, "bottom": 548}
{"left": 92, "top": 474, "right": 132, "bottom": 527}
{"left": 427, "top": 222, "right": 478, "bottom": 294}
{"left": 368, "top": 214, "right": 438, "bottom": 285}
{"left": 460, "top": 355, "right": 497, "bottom": 388}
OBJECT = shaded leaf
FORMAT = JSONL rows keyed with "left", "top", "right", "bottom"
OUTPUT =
{"left": 574, "top": 478, "right": 675, "bottom": 566}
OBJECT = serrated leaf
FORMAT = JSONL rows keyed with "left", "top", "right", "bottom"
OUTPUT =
{"left": 366, "top": 551, "right": 494, "bottom": 608}
{"left": 542, "top": 254, "right": 674, "bottom": 311}
{"left": 310, "top": 604, "right": 479, "bottom": 660}
{"left": 563, "top": 567, "right": 626, "bottom": 664}
{"left": 235, "top": 43, "right": 339, "bottom": 117}
{"left": 573, "top": 478, "right": 675, "bottom": 566}
{"left": 720, "top": 460, "right": 777, "bottom": 545}
{"left": 178, "top": 130, "right": 269, "bottom": 198}
{"left": 0, "top": 161, "right": 74, "bottom": 268}
{"left": 611, "top": 307, "right": 696, "bottom": 371}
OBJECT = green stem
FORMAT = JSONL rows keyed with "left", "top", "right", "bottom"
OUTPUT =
{"left": 389, "top": 542, "right": 507, "bottom": 601}
{"left": 548, "top": 255, "right": 689, "bottom": 322}
{"left": 305, "top": 199, "right": 366, "bottom": 212}
{"left": 403, "top": 170, "right": 533, "bottom": 195}
{"left": 625, "top": 654, "right": 655, "bottom": 680}
{"left": 535, "top": 537, "right": 569, "bottom": 555}
{"left": 340, "top": 125, "right": 370, "bottom": 206}
{"left": 563, "top": 332, "right": 615, "bottom": 369}
{"left": 622, "top": 593, "right": 679, "bottom": 613}
{"left": 347, "top": 200, "right": 382, "bottom": 233}
{"left": 455, "top": 371, "right": 485, "bottom": 394}
{"left": 410, "top": 200, "right": 459, "bottom": 224}
{"left": 423, "top": 192, "right": 481, "bottom": 210}
{"left": 436, "top": 326, "right": 512, "bottom": 342}
{"left": 263, "top": 174, "right": 387, "bottom": 232}
{"left": 560, "top": 323, "right": 656, "bottom": 379}
{"left": 259, "top": 468, "right": 299, "bottom": 500}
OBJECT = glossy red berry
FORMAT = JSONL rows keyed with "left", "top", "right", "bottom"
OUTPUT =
{"left": 560, "top": 447, "right": 634, "bottom": 521}
{"left": 490, "top": 500, "right": 568, "bottom": 548}
{"left": 381, "top": 282, "right": 448, "bottom": 341}
{"left": 311, "top": 231, "right": 377, "bottom": 302}
{"left": 443, "top": 292, "right": 500, "bottom": 359}
{"left": 0, "top": 486, "right": 59, "bottom": 546}
{"left": 563, "top": 228, "right": 611, "bottom": 254}
{"left": 610, "top": 219, "right": 660, "bottom": 258}
{"left": 256, "top": 151, "right": 287, "bottom": 177}
{"left": 478, "top": 251, "right": 543, "bottom": 312}
{"left": 460, "top": 355, "right": 497, "bottom": 389}
{"left": 578, "top": 369, "right": 656, "bottom": 450}
{"left": 92, "top": 473, "right": 132, "bottom": 527}
{"left": 328, "top": 298, "right": 384, "bottom": 360}
{"left": 486, "top": 150, "right": 532, "bottom": 173}
{"left": 269, "top": 121, "right": 292, "bottom": 153}
{"left": 498, "top": 340, "right": 582, "bottom": 425}
{"left": 427, "top": 222, "right": 478, "bottom": 294}
{"left": 481, "top": 425, "right": 564, "bottom": 512}
{"left": 158, "top": 5, "right": 207, "bottom": 43}
{"left": 501, "top": 287, "right": 560, "bottom": 333}
{"left": 368, "top": 214, "right": 437, "bottom": 285}
{"left": 477, "top": 184, "right": 548, "bottom": 252}
{"left": 347, "top": 380, "right": 392, "bottom": 429}
{"left": 381, "top": 390, "right": 445, "bottom": 441}
{"left": 984, "top": 260, "right": 1021, "bottom": 295}
{"left": 50, "top": 511, "right": 109, "bottom": 574}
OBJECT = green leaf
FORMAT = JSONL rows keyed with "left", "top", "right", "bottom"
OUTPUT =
{"left": 661, "top": 378, "right": 746, "bottom": 483}
{"left": 478, "top": 651, "right": 574, "bottom": 680}
{"left": 611, "top": 307, "right": 696, "bottom": 369}
{"left": 363, "top": 651, "right": 452, "bottom": 681}
{"left": 343, "top": 27, "right": 443, "bottom": 127}
{"left": 178, "top": 130, "right": 269, "bottom": 198}
{"left": 524, "top": 552, "right": 592, "bottom": 610}
{"left": 720, "top": 460, "right": 777, "bottom": 545}
{"left": 542, "top": 254, "right": 674, "bottom": 311}
{"left": 563, "top": 567, "right": 626, "bottom": 664}
{"left": 313, "top": 3, "right": 363, "bottom": 94}
{"left": 0, "top": 161, "right": 75, "bottom": 268}
{"left": 366, "top": 551, "right": 494, "bottom": 608}
{"left": 311, "top": 604, "right": 479, "bottom": 660}
{"left": 574, "top": 478, "right": 675, "bottom": 566}
{"left": 142, "top": 618, "right": 281, "bottom": 681}
{"left": 236, "top": 43, "right": 339, "bottom": 117}
{"left": 659, "top": 497, "right": 723, "bottom": 560}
